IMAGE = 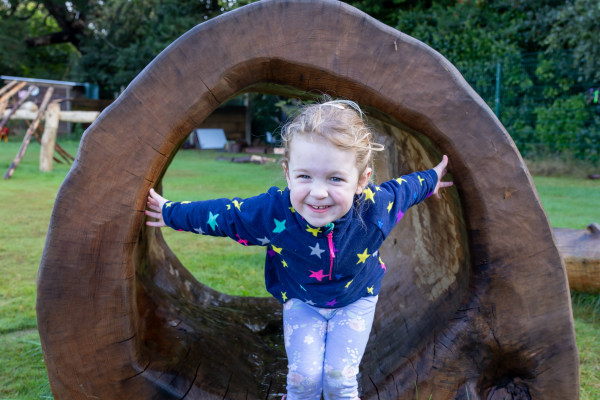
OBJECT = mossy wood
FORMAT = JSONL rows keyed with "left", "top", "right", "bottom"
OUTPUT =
{"left": 37, "top": 0, "right": 578, "bottom": 398}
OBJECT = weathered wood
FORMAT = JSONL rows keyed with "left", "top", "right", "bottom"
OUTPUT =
{"left": 4, "top": 87, "right": 54, "bottom": 179}
{"left": 0, "top": 80, "right": 18, "bottom": 97}
{"left": 37, "top": 0, "right": 578, "bottom": 399}
{"left": 0, "top": 85, "right": 35, "bottom": 130}
{"left": 554, "top": 223, "right": 600, "bottom": 293}
{"left": 40, "top": 102, "right": 61, "bottom": 172}
{"left": 0, "top": 81, "right": 26, "bottom": 104}
{"left": 1, "top": 108, "right": 99, "bottom": 123}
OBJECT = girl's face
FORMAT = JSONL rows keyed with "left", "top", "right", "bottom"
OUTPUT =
{"left": 283, "top": 135, "right": 371, "bottom": 228}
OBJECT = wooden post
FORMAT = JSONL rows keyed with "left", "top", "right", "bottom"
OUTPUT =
{"left": 0, "top": 80, "right": 18, "bottom": 97}
{"left": 0, "top": 85, "right": 35, "bottom": 130}
{"left": 4, "top": 87, "right": 54, "bottom": 179}
{"left": 40, "top": 102, "right": 61, "bottom": 172}
{"left": 0, "top": 81, "right": 26, "bottom": 103}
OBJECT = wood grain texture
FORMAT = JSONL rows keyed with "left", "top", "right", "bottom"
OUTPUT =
{"left": 37, "top": 0, "right": 578, "bottom": 398}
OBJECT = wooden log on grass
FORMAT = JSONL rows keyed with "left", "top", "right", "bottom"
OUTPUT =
{"left": 554, "top": 223, "right": 600, "bottom": 294}
{"left": 37, "top": 0, "right": 578, "bottom": 399}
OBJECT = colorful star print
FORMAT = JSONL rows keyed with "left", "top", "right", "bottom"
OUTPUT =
{"left": 363, "top": 187, "right": 375, "bottom": 203}
{"left": 194, "top": 226, "right": 204, "bottom": 234}
{"left": 306, "top": 225, "right": 322, "bottom": 237}
{"left": 345, "top": 280, "right": 353, "bottom": 288}
{"left": 282, "top": 260, "right": 288, "bottom": 268}
{"left": 233, "top": 200, "right": 243, "bottom": 210}
{"left": 289, "top": 206, "right": 296, "bottom": 213}
{"left": 182, "top": 201, "right": 191, "bottom": 204}
{"left": 357, "top": 248, "right": 371, "bottom": 264}
{"left": 281, "top": 292, "right": 287, "bottom": 302}
{"left": 257, "top": 237, "right": 270, "bottom": 245}
{"left": 309, "top": 269, "right": 327, "bottom": 282}
{"left": 271, "top": 245, "right": 282, "bottom": 254}
{"left": 367, "top": 286, "right": 374, "bottom": 294}
{"left": 309, "top": 242, "right": 325, "bottom": 258}
{"left": 396, "top": 177, "right": 407, "bottom": 185}
{"left": 165, "top": 202, "right": 173, "bottom": 208}
{"left": 325, "top": 299, "right": 337, "bottom": 307}
{"left": 418, "top": 175, "right": 425, "bottom": 185}
{"left": 396, "top": 209, "right": 404, "bottom": 224}
{"left": 378, "top": 219, "right": 384, "bottom": 228}
{"left": 379, "top": 256, "right": 387, "bottom": 272}
{"left": 387, "top": 201, "right": 393, "bottom": 213}
{"left": 207, "top": 212, "right": 219, "bottom": 230}
{"left": 236, "top": 234, "right": 248, "bottom": 246}
{"left": 273, "top": 218, "right": 286, "bottom": 233}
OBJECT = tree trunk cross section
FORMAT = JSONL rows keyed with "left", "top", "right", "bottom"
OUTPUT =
{"left": 37, "top": 0, "right": 578, "bottom": 399}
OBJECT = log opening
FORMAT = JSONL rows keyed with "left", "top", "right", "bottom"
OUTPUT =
{"left": 37, "top": 0, "right": 578, "bottom": 398}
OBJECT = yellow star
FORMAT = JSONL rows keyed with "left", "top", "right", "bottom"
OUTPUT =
{"left": 282, "top": 260, "right": 288, "bottom": 268}
{"left": 356, "top": 248, "right": 371, "bottom": 264}
{"left": 418, "top": 175, "right": 425, "bottom": 185}
{"left": 289, "top": 206, "right": 296, "bottom": 213}
{"left": 165, "top": 202, "right": 173, "bottom": 208}
{"left": 281, "top": 291, "right": 287, "bottom": 302}
{"left": 226, "top": 204, "right": 231, "bottom": 210}
{"left": 182, "top": 201, "right": 191, "bottom": 204}
{"left": 363, "top": 187, "right": 375, "bottom": 203}
{"left": 375, "top": 186, "right": 381, "bottom": 191}
{"left": 306, "top": 225, "right": 322, "bottom": 237}
{"left": 367, "top": 286, "right": 374, "bottom": 294}
{"left": 396, "top": 177, "right": 407, "bottom": 185}
{"left": 387, "top": 201, "right": 393, "bottom": 213}
{"left": 271, "top": 245, "right": 283, "bottom": 254}
{"left": 345, "top": 280, "right": 353, "bottom": 289}
{"left": 278, "top": 189, "right": 284, "bottom": 195}
{"left": 233, "top": 199, "right": 243, "bottom": 210}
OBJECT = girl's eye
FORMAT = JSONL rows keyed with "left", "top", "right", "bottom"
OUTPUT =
{"left": 330, "top": 177, "right": 343, "bottom": 182}
{"left": 298, "top": 175, "right": 310, "bottom": 179}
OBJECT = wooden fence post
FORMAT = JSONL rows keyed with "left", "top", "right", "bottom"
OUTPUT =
{"left": 40, "top": 102, "right": 61, "bottom": 172}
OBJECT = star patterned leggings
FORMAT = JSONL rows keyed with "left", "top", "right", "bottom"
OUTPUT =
{"left": 282, "top": 296, "right": 378, "bottom": 400}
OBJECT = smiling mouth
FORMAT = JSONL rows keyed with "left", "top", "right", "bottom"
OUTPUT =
{"left": 309, "top": 205, "right": 331, "bottom": 211}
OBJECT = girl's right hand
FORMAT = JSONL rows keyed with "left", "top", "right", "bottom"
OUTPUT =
{"left": 145, "top": 188, "right": 168, "bottom": 227}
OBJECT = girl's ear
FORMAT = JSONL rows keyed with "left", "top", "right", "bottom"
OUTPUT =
{"left": 356, "top": 167, "right": 372, "bottom": 195}
{"left": 282, "top": 162, "right": 291, "bottom": 186}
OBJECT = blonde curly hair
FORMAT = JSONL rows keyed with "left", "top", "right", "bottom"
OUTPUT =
{"left": 281, "top": 99, "right": 384, "bottom": 176}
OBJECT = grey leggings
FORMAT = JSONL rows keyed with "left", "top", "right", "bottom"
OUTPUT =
{"left": 282, "top": 296, "right": 378, "bottom": 400}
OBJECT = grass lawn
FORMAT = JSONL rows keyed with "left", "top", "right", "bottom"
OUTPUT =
{"left": 0, "top": 139, "right": 598, "bottom": 398}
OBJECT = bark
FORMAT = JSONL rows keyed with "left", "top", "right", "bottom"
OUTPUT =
{"left": 37, "top": 0, "right": 578, "bottom": 399}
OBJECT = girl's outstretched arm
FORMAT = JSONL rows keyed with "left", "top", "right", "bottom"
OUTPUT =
{"left": 432, "top": 155, "right": 454, "bottom": 198}
{"left": 145, "top": 188, "right": 169, "bottom": 227}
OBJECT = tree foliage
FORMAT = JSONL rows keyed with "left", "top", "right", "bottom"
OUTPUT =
{"left": 1, "top": 0, "right": 598, "bottom": 162}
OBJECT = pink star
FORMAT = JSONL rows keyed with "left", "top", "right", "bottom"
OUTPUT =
{"left": 309, "top": 269, "right": 327, "bottom": 282}
{"left": 236, "top": 234, "right": 248, "bottom": 246}
{"left": 325, "top": 299, "right": 337, "bottom": 307}
{"left": 396, "top": 209, "right": 405, "bottom": 224}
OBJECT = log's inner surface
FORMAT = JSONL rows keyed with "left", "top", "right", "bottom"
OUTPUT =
{"left": 133, "top": 105, "right": 469, "bottom": 398}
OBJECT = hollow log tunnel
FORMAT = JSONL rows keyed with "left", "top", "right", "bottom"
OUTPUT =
{"left": 37, "top": 0, "right": 578, "bottom": 399}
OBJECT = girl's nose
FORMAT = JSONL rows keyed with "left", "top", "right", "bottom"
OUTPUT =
{"left": 310, "top": 182, "right": 328, "bottom": 199}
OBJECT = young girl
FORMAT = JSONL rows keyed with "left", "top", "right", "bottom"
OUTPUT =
{"left": 146, "top": 99, "right": 452, "bottom": 400}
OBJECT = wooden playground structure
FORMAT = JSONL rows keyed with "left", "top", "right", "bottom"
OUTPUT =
{"left": 0, "top": 78, "right": 100, "bottom": 179}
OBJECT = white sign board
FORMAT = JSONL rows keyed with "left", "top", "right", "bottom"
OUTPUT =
{"left": 194, "top": 128, "right": 227, "bottom": 149}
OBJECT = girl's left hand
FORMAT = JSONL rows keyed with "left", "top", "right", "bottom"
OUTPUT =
{"left": 432, "top": 155, "right": 453, "bottom": 198}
